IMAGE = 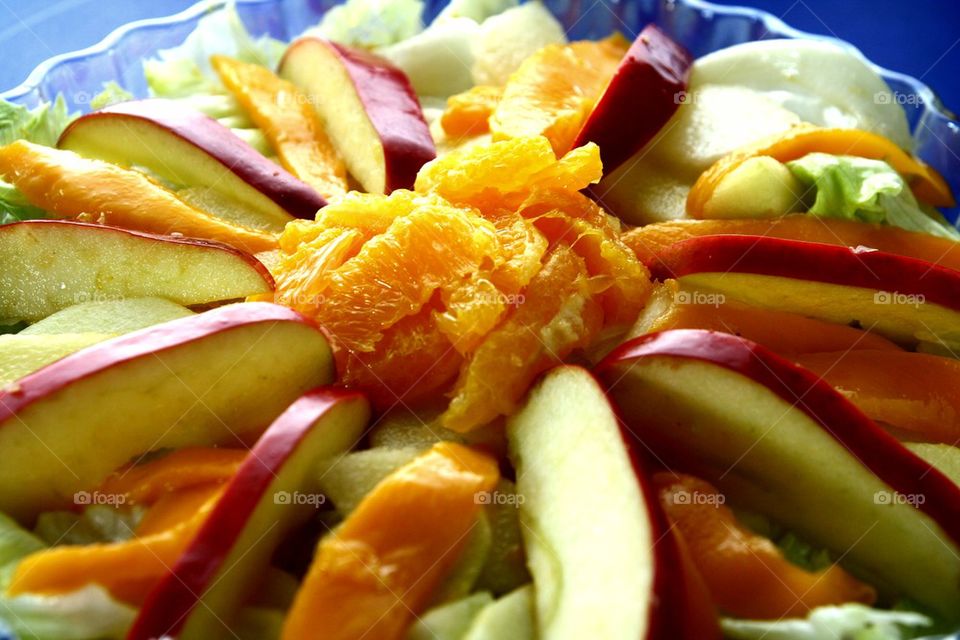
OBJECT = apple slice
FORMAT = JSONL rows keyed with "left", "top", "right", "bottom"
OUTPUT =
{"left": 58, "top": 99, "right": 326, "bottom": 228}
{"left": 597, "top": 329, "right": 960, "bottom": 620}
{"left": 507, "top": 365, "right": 719, "bottom": 639}
{"left": 0, "top": 333, "right": 111, "bottom": 387}
{"left": 128, "top": 387, "right": 369, "bottom": 640}
{"left": 647, "top": 234, "right": 960, "bottom": 348}
{"left": 0, "top": 220, "right": 272, "bottom": 323}
{"left": 0, "top": 302, "right": 334, "bottom": 522}
{"left": 279, "top": 37, "right": 436, "bottom": 194}
{"left": 21, "top": 298, "right": 193, "bottom": 336}
{"left": 573, "top": 25, "right": 692, "bottom": 174}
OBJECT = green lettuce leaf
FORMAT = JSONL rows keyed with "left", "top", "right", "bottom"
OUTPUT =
{"left": 144, "top": 3, "right": 285, "bottom": 98}
{"left": 0, "top": 96, "right": 74, "bottom": 147}
{"left": 0, "top": 180, "right": 45, "bottom": 225}
{"left": 721, "top": 604, "right": 933, "bottom": 640}
{"left": 787, "top": 153, "right": 960, "bottom": 241}
{"left": 310, "top": 0, "right": 425, "bottom": 48}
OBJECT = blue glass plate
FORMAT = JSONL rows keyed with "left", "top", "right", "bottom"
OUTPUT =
{"left": 3, "top": 0, "right": 959, "bottom": 221}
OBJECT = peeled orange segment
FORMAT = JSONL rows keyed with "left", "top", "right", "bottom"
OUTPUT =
{"left": 0, "top": 140, "right": 278, "bottom": 253}
{"left": 687, "top": 125, "right": 955, "bottom": 214}
{"left": 622, "top": 215, "right": 960, "bottom": 271}
{"left": 489, "top": 35, "right": 629, "bottom": 155}
{"left": 795, "top": 349, "right": 960, "bottom": 444}
{"left": 281, "top": 442, "right": 499, "bottom": 640}
{"left": 485, "top": 211, "right": 549, "bottom": 295}
{"left": 313, "top": 190, "right": 421, "bottom": 239}
{"left": 212, "top": 55, "right": 348, "bottom": 200}
{"left": 342, "top": 305, "right": 464, "bottom": 411}
{"left": 655, "top": 473, "right": 876, "bottom": 619}
{"left": 533, "top": 211, "right": 651, "bottom": 326}
{"left": 280, "top": 193, "right": 499, "bottom": 352}
{"left": 275, "top": 226, "right": 366, "bottom": 317}
{"left": 134, "top": 483, "right": 224, "bottom": 537}
{"left": 442, "top": 245, "right": 604, "bottom": 431}
{"left": 8, "top": 486, "right": 223, "bottom": 605}
{"left": 441, "top": 85, "right": 503, "bottom": 138}
{"left": 96, "top": 447, "right": 247, "bottom": 505}
{"left": 415, "top": 137, "right": 602, "bottom": 214}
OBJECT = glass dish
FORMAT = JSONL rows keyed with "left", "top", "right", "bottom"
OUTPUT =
{"left": 3, "top": 0, "right": 959, "bottom": 221}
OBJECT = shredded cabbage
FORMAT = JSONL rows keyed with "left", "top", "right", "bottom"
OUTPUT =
{"left": 721, "top": 604, "right": 933, "bottom": 640}
{"left": 310, "top": 0, "right": 425, "bottom": 48}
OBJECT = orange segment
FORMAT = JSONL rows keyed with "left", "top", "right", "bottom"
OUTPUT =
{"left": 97, "top": 447, "right": 246, "bottom": 505}
{"left": 212, "top": 55, "right": 348, "bottom": 200}
{"left": 489, "top": 35, "right": 629, "bottom": 155}
{"left": 655, "top": 473, "right": 876, "bottom": 619}
{"left": 277, "top": 192, "right": 500, "bottom": 352}
{"left": 342, "top": 304, "right": 464, "bottom": 410}
{"left": 687, "top": 125, "right": 955, "bottom": 213}
{"left": 442, "top": 245, "right": 604, "bottom": 431}
{"left": 0, "top": 140, "right": 278, "bottom": 253}
{"left": 441, "top": 85, "right": 502, "bottom": 138}
{"left": 416, "top": 136, "right": 602, "bottom": 213}
{"left": 795, "top": 350, "right": 960, "bottom": 444}
{"left": 623, "top": 216, "right": 960, "bottom": 271}
{"left": 281, "top": 442, "right": 499, "bottom": 640}
{"left": 8, "top": 486, "right": 222, "bottom": 605}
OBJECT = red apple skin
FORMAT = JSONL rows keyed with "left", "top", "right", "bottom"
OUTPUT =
{"left": 646, "top": 235, "right": 960, "bottom": 312}
{"left": 0, "top": 302, "right": 312, "bottom": 422}
{"left": 4, "top": 218, "right": 274, "bottom": 286}
{"left": 127, "top": 387, "right": 366, "bottom": 640}
{"left": 597, "top": 329, "right": 960, "bottom": 548}
{"left": 58, "top": 99, "right": 327, "bottom": 219}
{"left": 574, "top": 24, "right": 692, "bottom": 173}
{"left": 280, "top": 38, "right": 436, "bottom": 192}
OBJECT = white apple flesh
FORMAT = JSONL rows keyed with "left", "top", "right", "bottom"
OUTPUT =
{"left": 279, "top": 37, "right": 436, "bottom": 194}
{"left": 507, "top": 365, "right": 718, "bottom": 640}
{"left": 0, "top": 220, "right": 273, "bottom": 323}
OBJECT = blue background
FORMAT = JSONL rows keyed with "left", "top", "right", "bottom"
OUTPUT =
{"left": 1, "top": 0, "right": 958, "bottom": 111}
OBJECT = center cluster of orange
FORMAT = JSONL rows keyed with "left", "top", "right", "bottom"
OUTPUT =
{"left": 274, "top": 136, "right": 650, "bottom": 431}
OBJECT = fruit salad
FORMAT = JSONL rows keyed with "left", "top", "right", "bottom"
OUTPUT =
{"left": 1, "top": 0, "right": 959, "bottom": 638}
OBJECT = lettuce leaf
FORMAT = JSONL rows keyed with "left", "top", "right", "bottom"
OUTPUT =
{"left": 310, "top": 0, "right": 425, "bottom": 48}
{"left": 0, "top": 181, "right": 45, "bottom": 226}
{"left": 787, "top": 153, "right": 960, "bottom": 241}
{"left": 0, "top": 96, "right": 74, "bottom": 147}
{"left": 144, "top": 3, "right": 285, "bottom": 98}
{"left": 0, "top": 585, "right": 135, "bottom": 640}
{"left": 721, "top": 604, "right": 933, "bottom": 640}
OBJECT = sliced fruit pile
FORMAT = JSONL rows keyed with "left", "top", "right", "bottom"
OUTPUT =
{"left": 274, "top": 136, "right": 650, "bottom": 430}
{"left": 2, "top": 1, "right": 960, "bottom": 639}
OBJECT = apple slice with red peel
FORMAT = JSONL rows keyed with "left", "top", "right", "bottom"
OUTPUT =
{"left": 279, "top": 37, "right": 436, "bottom": 194}
{"left": 128, "top": 387, "right": 369, "bottom": 640}
{"left": 573, "top": 24, "right": 692, "bottom": 174}
{"left": 0, "top": 302, "right": 334, "bottom": 523}
{"left": 597, "top": 329, "right": 960, "bottom": 620}
{"left": 647, "top": 234, "right": 960, "bottom": 349}
{"left": 0, "top": 220, "right": 273, "bottom": 323}
{"left": 58, "top": 99, "right": 326, "bottom": 229}
{"left": 507, "top": 365, "right": 719, "bottom": 640}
